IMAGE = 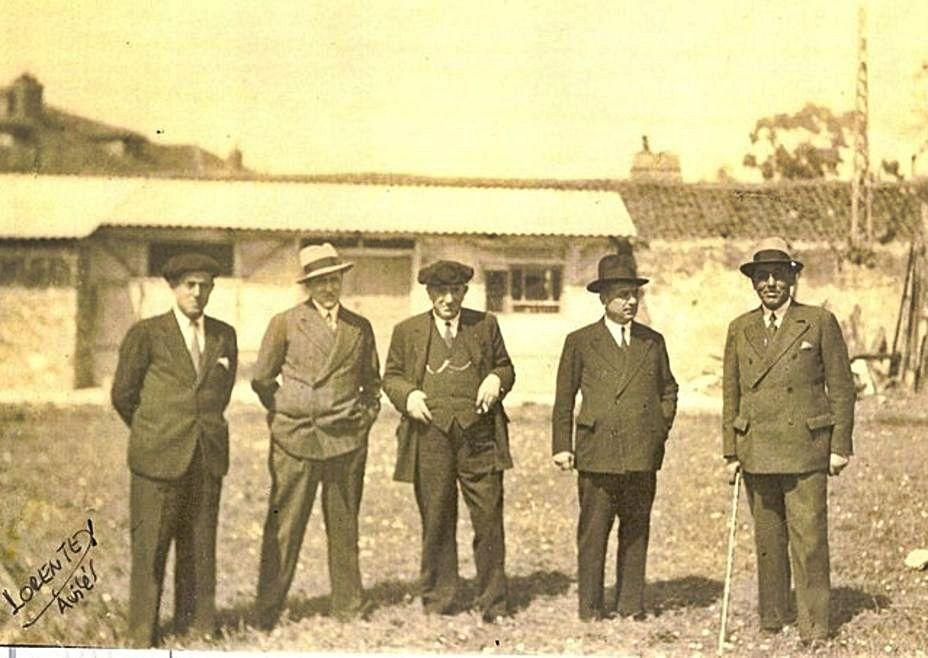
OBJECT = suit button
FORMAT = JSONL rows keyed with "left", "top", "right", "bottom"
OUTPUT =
{"left": 787, "top": 387, "right": 793, "bottom": 393}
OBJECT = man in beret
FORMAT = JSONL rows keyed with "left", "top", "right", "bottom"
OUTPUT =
{"left": 551, "top": 252, "right": 678, "bottom": 621}
{"left": 252, "top": 242, "right": 381, "bottom": 628}
{"left": 383, "top": 259, "right": 515, "bottom": 622}
{"left": 722, "top": 237, "right": 855, "bottom": 647}
{"left": 112, "top": 252, "right": 238, "bottom": 647}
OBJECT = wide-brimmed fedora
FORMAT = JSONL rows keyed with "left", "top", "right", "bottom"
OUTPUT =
{"left": 296, "top": 243, "right": 354, "bottom": 283}
{"left": 586, "top": 253, "right": 649, "bottom": 292}
{"left": 739, "top": 237, "right": 804, "bottom": 277}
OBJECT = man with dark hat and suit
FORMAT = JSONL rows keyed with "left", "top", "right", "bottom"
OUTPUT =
{"left": 252, "top": 242, "right": 381, "bottom": 628}
{"left": 722, "top": 237, "right": 855, "bottom": 647}
{"left": 552, "top": 252, "right": 678, "bottom": 622}
{"left": 112, "top": 253, "right": 238, "bottom": 647}
{"left": 383, "top": 260, "right": 514, "bottom": 622}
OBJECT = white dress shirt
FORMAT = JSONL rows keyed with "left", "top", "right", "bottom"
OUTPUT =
{"left": 311, "top": 299, "right": 340, "bottom": 330}
{"left": 763, "top": 297, "right": 791, "bottom": 329}
{"left": 173, "top": 305, "right": 205, "bottom": 359}
{"left": 432, "top": 312, "right": 460, "bottom": 338}
{"left": 603, "top": 315, "right": 631, "bottom": 348}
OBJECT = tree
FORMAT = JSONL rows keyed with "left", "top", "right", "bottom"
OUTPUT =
{"left": 743, "top": 103, "right": 855, "bottom": 181}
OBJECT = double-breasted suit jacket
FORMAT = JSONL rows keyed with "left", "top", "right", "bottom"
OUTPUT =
{"left": 112, "top": 311, "right": 238, "bottom": 479}
{"left": 111, "top": 310, "right": 237, "bottom": 646}
{"left": 251, "top": 301, "right": 381, "bottom": 624}
{"left": 383, "top": 308, "right": 515, "bottom": 483}
{"left": 722, "top": 302, "right": 855, "bottom": 473}
{"left": 552, "top": 320, "right": 678, "bottom": 473}
{"left": 252, "top": 302, "right": 381, "bottom": 458}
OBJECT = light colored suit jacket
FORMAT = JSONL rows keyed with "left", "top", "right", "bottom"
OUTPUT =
{"left": 552, "top": 319, "right": 678, "bottom": 473}
{"left": 112, "top": 311, "right": 238, "bottom": 480}
{"left": 252, "top": 302, "right": 381, "bottom": 460}
{"left": 722, "top": 301, "right": 856, "bottom": 474}
{"left": 383, "top": 308, "right": 515, "bottom": 482}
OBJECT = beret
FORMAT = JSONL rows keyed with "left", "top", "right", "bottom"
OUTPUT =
{"left": 162, "top": 253, "right": 222, "bottom": 281}
{"left": 417, "top": 260, "right": 474, "bottom": 286}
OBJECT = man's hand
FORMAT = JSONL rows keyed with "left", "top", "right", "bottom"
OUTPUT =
{"left": 552, "top": 451, "right": 575, "bottom": 471}
{"left": 725, "top": 459, "right": 741, "bottom": 485}
{"left": 475, "top": 373, "right": 502, "bottom": 414}
{"left": 406, "top": 390, "right": 432, "bottom": 423}
{"left": 829, "top": 453, "right": 850, "bottom": 476}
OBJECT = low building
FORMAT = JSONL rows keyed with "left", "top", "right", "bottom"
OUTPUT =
{"left": 0, "top": 173, "right": 634, "bottom": 400}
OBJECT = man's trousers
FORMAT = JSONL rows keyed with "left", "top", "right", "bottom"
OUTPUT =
{"left": 576, "top": 470, "right": 656, "bottom": 620}
{"left": 128, "top": 447, "right": 222, "bottom": 647}
{"left": 413, "top": 421, "right": 507, "bottom": 618}
{"left": 743, "top": 470, "right": 830, "bottom": 642}
{"left": 255, "top": 442, "right": 367, "bottom": 627}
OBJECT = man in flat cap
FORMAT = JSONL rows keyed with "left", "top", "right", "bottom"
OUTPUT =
{"left": 722, "top": 237, "right": 855, "bottom": 647}
{"left": 551, "top": 252, "right": 678, "bottom": 621}
{"left": 252, "top": 242, "right": 381, "bottom": 628}
{"left": 383, "top": 259, "right": 514, "bottom": 622}
{"left": 112, "top": 252, "right": 238, "bottom": 646}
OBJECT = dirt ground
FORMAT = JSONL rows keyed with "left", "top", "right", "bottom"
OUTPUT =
{"left": 1, "top": 394, "right": 926, "bottom": 655}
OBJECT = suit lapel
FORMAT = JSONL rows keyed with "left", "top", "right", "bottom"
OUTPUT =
{"left": 742, "top": 309, "right": 768, "bottom": 358}
{"left": 295, "top": 303, "right": 336, "bottom": 356}
{"left": 614, "top": 322, "right": 652, "bottom": 398}
{"left": 314, "top": 308, "right": 362, "bottom": 384}
{"left": 410, "top": 312, "right": 433, "bottom": 386}
{"left": 160, "top": 312, "right": 198, "bottom": 382}
{"left": 591, "top": 321, "right": 626, "bottom": 376}
{"left": 750, "top": 304, "right": 811, "bottom": 387}
{"left": 196, "top": 317, "right": 226, "bottom": 388}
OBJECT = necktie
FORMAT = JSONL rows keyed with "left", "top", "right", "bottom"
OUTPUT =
{"left": 443, "top": 321, "right": 454, "bottom": 349}
{"left": 325, "top": 311, "right": 336, "bottom": 332}
{"left": 190, "top": 320, "right": 202, "bottom": 375}
{"left": 766, "top": 314, "right": 777, "bottom": 345}
{"left": 620, "top": 325, "right": 628, "bottom": 348}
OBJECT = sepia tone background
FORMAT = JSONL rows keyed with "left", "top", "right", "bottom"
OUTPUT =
{"left": 1, "top": 0, "right": 928, "bottom": 655}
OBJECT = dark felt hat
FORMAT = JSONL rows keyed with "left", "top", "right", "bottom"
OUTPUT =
{"left": 586, "top": 253, "right": 649, "bottom": 292}
{"left": 418, "top": 260, "right": 474, "bottom": 286}
{"left": 162, "top": 253, "right": 222, "bottom": 281}
{"left": 739, "top": 237, "right": 804, "bottom": 277}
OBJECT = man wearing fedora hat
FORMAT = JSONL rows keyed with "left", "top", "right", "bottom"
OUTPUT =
{"left": 383, "top": 260, "right": 515, "bottom": 622}
{"left": 552, "top": 252, "right": 678, "bottom": 621}
{"left": 252, "top": 242, "right": 381, "bottom": 627}
{"left": 722, "top": 237, "right": 855, "bottom": 646}
{"left": 112, "top": 253, "right": 238, "bottom": 646}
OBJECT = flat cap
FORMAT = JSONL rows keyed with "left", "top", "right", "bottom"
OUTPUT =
{"left": 417, "top": 260, "right": 474, "bottom": 286}
{"left": 162, "top": 253, "right": 222, "bottom": 281}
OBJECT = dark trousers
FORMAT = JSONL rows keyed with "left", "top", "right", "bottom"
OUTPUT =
{"left": 255, "top": 442, "right": 367, "bottom": 627}
{"left": 577, "top": 471, "right": 656, "bottom": 620}
{"left": 128, "top": 447, "right": 222, "bottom": 647}
{"left": 413, "top": 421, "right": 507, "bottom": 617}
{"left": 743, "top": 470, "right": 830, "bottom": 641}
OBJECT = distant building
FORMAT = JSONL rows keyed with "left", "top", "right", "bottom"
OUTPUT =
{"left": 0, "top": 73, "right": 242, "bottom": 177}
{"left": 630, "top": 135, "right": 682, "bottom": 182}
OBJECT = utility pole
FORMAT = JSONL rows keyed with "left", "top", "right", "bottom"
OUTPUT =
{"left": 851, "top": 4, "right": 873, "bottom": 248}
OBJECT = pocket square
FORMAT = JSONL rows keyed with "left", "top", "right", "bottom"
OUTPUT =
{"left": 217, "top": 356, "right": 231, "bottom": 369}
{"left": 799, "top": 341, "right": 814, "bottom": 350}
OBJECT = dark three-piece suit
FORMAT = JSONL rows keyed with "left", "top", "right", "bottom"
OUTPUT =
{"left": 383, "top": 308, "right": 514, "bottom": 618}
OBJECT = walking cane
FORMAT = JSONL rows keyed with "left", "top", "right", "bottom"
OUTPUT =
{"left": 717, "top": 468, "right": 742, "bottom": 655}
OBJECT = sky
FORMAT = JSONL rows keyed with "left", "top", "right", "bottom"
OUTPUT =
{"left": 2, "top": 0, "right": 927, "bottom": 182}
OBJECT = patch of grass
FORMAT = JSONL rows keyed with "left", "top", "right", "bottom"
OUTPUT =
{"left": 1, "top": 396, "right": 926, "bottom": 654}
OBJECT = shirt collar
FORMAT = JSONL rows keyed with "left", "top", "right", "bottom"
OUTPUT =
{"left": 311, "top": 299, "right": 340, "bottom": 320}
{"left": 173, "top": 305, "right": 203, "bottom": 332}
{"left": 603, "top": 315, "right": 631, "bottom": 345}
{"left": 433, "top": 311, "right": 460, "bottom": 336}
{"left": 763, "top": 297, "right": 791, "bottom": 326}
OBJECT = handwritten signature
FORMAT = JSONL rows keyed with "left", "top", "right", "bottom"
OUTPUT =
{"left": 2, "top": 517, "right": 99, "bottom": 627}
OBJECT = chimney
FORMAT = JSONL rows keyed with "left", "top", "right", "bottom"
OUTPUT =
{"left": 11, "top": 73, "right": 43, "bottom": 121}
